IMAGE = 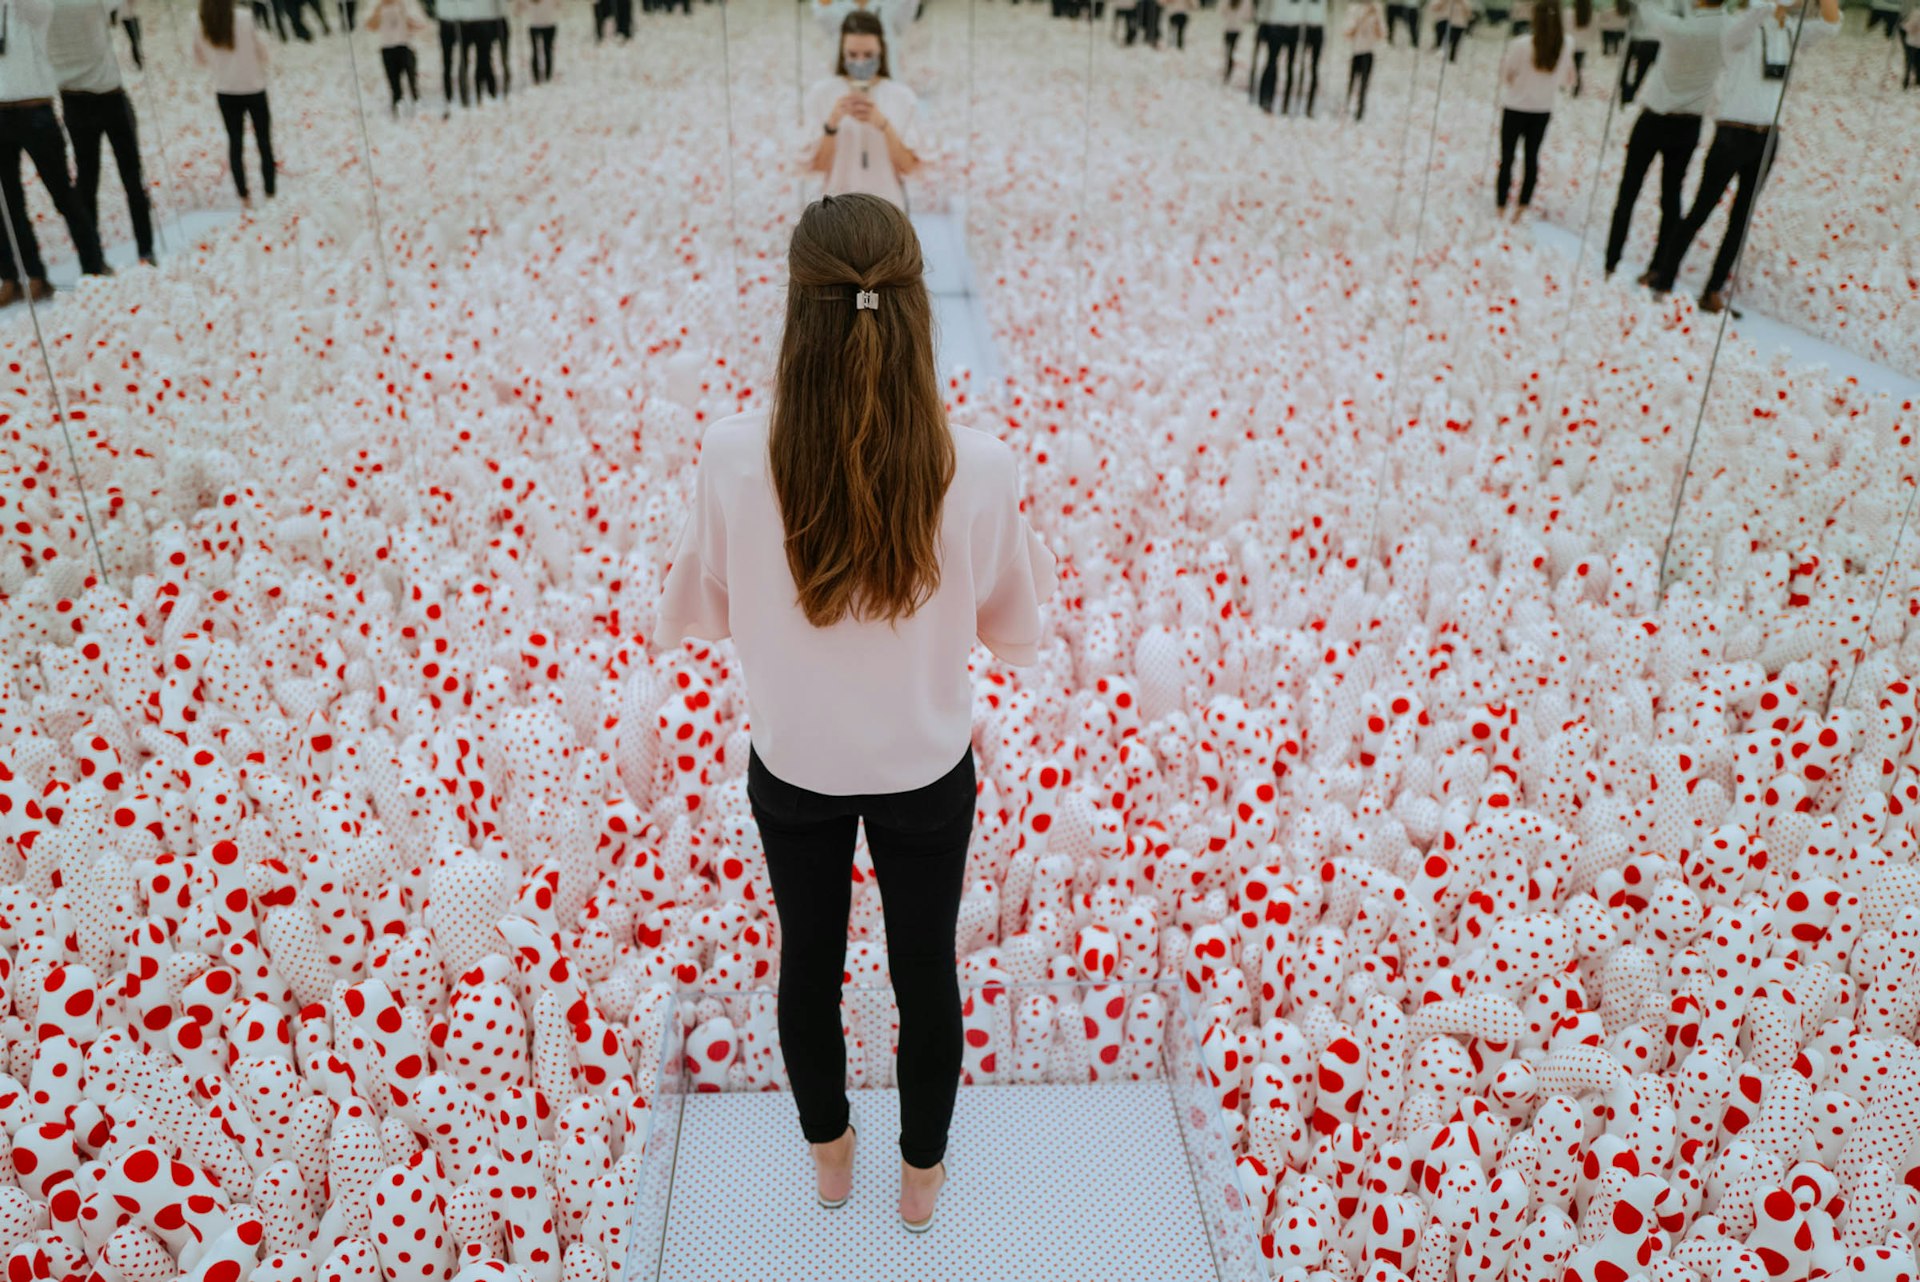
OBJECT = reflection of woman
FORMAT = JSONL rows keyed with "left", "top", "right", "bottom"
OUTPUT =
{"left": 1565, "top": 0, "right": 1592, "bottom": 93}
{"left": 1496, "top": 0, "right": 1574, "bottom": 219}
{"left": 1343, "top": 0, "right": 1384, "bottom": 118}
{"left": 1223, "top": 0, "right": 1249, "bottom": 81}
{"left": 46, "top": 0, "right": 155, "bottom": 261}
{"left": 518, "top": 0, "right": 555, "bottom": 82}
{"left": 657, "top": 192, "right": 1054, "bottom": 1237}
{"left": 1597, "top": 0, "right": 1625, "bottom": 53}
{"left": 455, "top": 0, "right": 501, "bottom": 105}
{"left": 365, "top": 0, "right": 429, "bottom": 113}
{"left": 193, "top": 0, "right": 276, "bottom": 206}
{"left": 814, "top": 0, "right": 912, "bottom": 76}
{"left": 1428, "top": 0, "right": 1470, "bottom": 59}
{"left": 804, "top": 12, "right": 922, "bottom": 212}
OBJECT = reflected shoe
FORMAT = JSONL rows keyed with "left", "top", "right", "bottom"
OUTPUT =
{"left": 0, "top": 280, "right": 19, "bottom": 308}
{"left": 1699, "top": 290, "right": 1727, "bottom": 314}
{"left": 812, "top": 1099, "right": 859, "bottom": 1209}
{"left": 899, "top": 1158, "right": 947, "bottom": 1233}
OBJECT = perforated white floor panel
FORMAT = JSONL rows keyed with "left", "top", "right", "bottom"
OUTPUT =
{"left": 651, "top": 1081, "right": 1222, "bottom": 1282}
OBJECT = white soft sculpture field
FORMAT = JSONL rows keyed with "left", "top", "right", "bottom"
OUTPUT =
{"left": 0, "top": 3, "right": 1917, "bottom": 1281}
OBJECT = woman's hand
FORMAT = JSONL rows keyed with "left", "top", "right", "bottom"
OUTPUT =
{"left": 828, "top": 93, "right": 862, "bottom": 126}
{"left": 847, "top": 97, "right": 887, "bottom": 133}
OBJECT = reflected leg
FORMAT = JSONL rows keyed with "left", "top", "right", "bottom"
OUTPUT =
{"left": 1302, "top": 24, "right": 1322, "bottom": 115}
{"left": 1224, "top": 27, "right": 1238, "bottom": 81}
{"left": 216, "top": 93, "right": 249, "bottom": 199}
{"left": 98, "top": 91, "right": 154, "bottom": 261}
{"left": 457, "top": 21, "right": 478, "bottom": 105}
{"left": 1517, "top": 108, "right": 1547, "bottom": 206}
{"left": 248, "top": 93, "right": 274, "bottom": 198}
{"left": 747, "top": 750, "right": 860, "bottom": 1149}
{"left": 1604, "top": 108, "right": 1658, "bottom": 275}
{"left": 21, "top": 105, "right": 106, "bottom": 274}
{"left": 1647, "top": 110, "right": 1701, "bottom": 276}
{"left": 1573, "top": 47, "right": 1583, "bottom": 95}
{"left": 0, "top": 115, "right": 44, "bottom": 282}
{"left": 123, "top": 17, "right": 144, "bottom": 67}
{"left": 405, "top": 46, "right": 419, "bottom": 99}
{"left": 382, "top": 44, "right": 408, "bottom": 111}
{"left": 497, "top": 20, "right": 510, "bottom": 97}
{"left": 1278, "top": 24, "right": 1299, "bottom": 112}
{"left": 1348, "top": 50, "right": 1372, "bottom": 118}
{"left": 862, "top": 748, "right": 973, "bottom": 1171}
{"left": 61, "top": 92, "right": 108, "bottom": 250}
{"left": 439, "top": 20, "right": 459, "bottom": 105}
{"left": 1496, "top": 106, "right": 1521, "bottom": 207}
{"left": 1702, "top": 125, "right": 1769, "bottom": 299}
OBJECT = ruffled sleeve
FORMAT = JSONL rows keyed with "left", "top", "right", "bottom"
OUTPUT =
{"left": 975, "top": 448, "right": 1057, "bottom": 667}
{"left": 656, "top": 448, "right": 731, "bottom": 648}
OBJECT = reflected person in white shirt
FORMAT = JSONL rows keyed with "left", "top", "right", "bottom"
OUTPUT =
{"left": 0, "top": 0, "right": 110, "bottom": 302}
{"left": 1646, "top": 0, "right": 1838, "bottom": 311}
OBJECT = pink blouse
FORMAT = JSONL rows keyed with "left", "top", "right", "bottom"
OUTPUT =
{"left": 656, "top": 408, "right": 1057, "bottom": 797}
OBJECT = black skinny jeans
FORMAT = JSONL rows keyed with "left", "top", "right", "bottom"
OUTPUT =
{"left": 1497, "top": 106, "right": 1550, "bottom": 207}
{"left": 529, "top": 25, "right": 554, "bottom": 81}
{"left": 0, "top": 101, "right": 108, "bottom": 281}
{"left": 1604, "top": 107, "right": 1700, "bottom": 275}
{"left": 1652, "top": 121, "right": 1774, "bottom": 296}
{"left": 1386, "top": 2, "right": 1418, "bottom": 42}
{"left": 458, "top": 20, "right": 499, "bottom": 104}
{"left": 1905, "top": 44, "right": 1919, "bottom": 88}
{"left": 380, "top": 44, "right": 420, "bottom": 109}
{"left": 1255, "top": 23, "right": 1299, "bottom": 111}
{"left": 1347, "top": 50, "right": 1373, "bottom": 118}
{"left": 1224, "top": 27, "right": 1240, "bottom": 80}
{"left": 439, "top": 20, "right": 459, "bottom": 102}
{"left": 60, "top": 89, "right": 154, "bottom": 261}
{"left": 216, "top": 91, "right": 275, "bottom": 200}
{"left": 748, "top": 742, "right": 974, "bottom": 1170}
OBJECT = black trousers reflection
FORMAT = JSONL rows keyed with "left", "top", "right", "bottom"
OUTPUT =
{"left": 1254, "top": 22, "right": 1299, "bottom": 110}
{"left": 748, "top": 743, "right": 973, "bottom": 1171}
{"left": 1867, "top": 7, "right": 1899, "bottom": 36}
{"left": 457, "top": 20, "right": 499, "bottom": 104}
{"left": 381, "top": 44, "right": 420, "bottom": 109}
{"left": 1652, "top": 121, "right": 1774, "bottom": 297}
{"left": 1224, "top": 27, "right": 1240, "bottom": 80}
{"left": 1905, "top": 44, "right": 1920, "bottom": 88}
{"left": 0, "top": 102, "right": 109, "bottom": 281}
{"left": 1604, "top": 107, "right": 1699, "bottom": 275}
{"left": 60, "top": 88, "right": 154, "bottom": 261}
{"left": 215, "top": 90, "right": 275, "bottom": 200}
{"left": 1601, "top": 26, "right": 1623, "bottom": 53}
{"left": 1496, "top": 106, "right": 1549, "bottom": 207}
{"left": 529, "top": 24, "right": 554, "bottom": 80}
{"left": 1386, "top": 2, "right": 1418, "bottom": 42}
{"left": 1619, "top": 36, "right": 1657, "bottom": 100}
{"left": 439, "top": 20, "right": 458, "bottom": 101}
{"left": 1347, "top": 50, "right": 1373, "bottom": 118}
{"left": 1433, "top": 18, "right": 1464, "bottom": 58}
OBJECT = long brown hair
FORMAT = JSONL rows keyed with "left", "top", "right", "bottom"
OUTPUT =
{"left": 200, "top": 0, "right": 236, "bottom": 47}
{"left": 1531, "top": 0, "right": 1564, "bottom": 69}
{"left": 770, "top": 194, "right": 952, "bottom": 630}
{"left": 835, "top": 10, "right": 891, "bottom": 79}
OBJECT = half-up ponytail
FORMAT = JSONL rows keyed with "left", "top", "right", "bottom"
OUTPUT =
{"left": 770, "top": 194, "right": 953, "bottom": 629}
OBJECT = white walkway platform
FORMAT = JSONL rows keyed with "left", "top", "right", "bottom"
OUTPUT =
{"left": 649, "top": 1081, "right": 1223, "bottom": 1282}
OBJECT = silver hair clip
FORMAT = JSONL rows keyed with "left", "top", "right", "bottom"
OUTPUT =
{"left": 856, "top": 290, "right": 879, "bottom": 310}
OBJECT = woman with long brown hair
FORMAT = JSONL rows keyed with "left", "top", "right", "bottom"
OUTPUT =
{"left": 192, "top": 0, "right": 275, "bottom": 205}
{"left": 804, "top": 10, "right": 923, "bottom": 211}
{"left": 657, "top": 193, "right": 1055, "bottom": 1233}
{"left": 1495, "top": 0, "right": 1574, "bottom": 220}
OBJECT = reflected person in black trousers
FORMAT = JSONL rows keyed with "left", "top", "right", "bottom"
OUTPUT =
{"left": 0, "top": 0, "right": 110, "bottom": 304}
{"left": 47, "top": 0, "right": 154, "bottom": 264}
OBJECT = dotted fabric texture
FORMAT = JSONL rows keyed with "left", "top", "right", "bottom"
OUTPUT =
{"left": 652, "top": 1082, "right": 1219, "bottom": 1282}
